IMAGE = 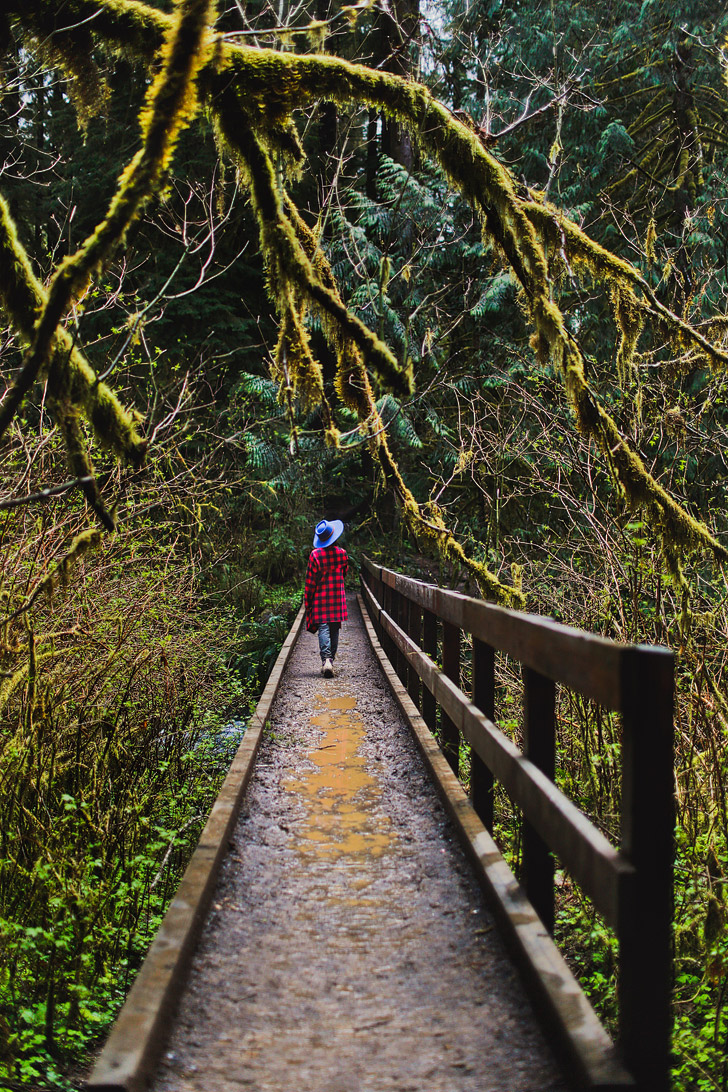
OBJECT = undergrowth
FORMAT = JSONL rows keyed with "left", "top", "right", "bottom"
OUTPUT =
{"left": 0, "top": 423, "right": 255, "bottom": 1089}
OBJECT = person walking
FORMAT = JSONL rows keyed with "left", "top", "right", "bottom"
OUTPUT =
{"left": 305, "top": 519, "right": 348, "bottom": 677}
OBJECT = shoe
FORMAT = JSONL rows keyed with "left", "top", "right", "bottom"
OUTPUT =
{"left": 323, "top": 658, "right": 334, "bottom": 678}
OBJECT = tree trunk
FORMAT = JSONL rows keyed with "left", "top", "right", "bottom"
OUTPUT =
{"left": 376, "top": 0, "right": 420, "bottom": 171}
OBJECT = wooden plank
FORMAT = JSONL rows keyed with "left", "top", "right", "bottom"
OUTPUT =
{"left": 87, "top": 603, "right": 306, "bottom": 1092}
{"left": 471, "top": 638, "right": 494, "bottom": 832}
{"left": 357, "top": 593, "right": 634, "bottom": 1092}
{"left": 618, "top": 646, "right": 674, "bottom": 1092}
{"left": 361, "top": 582, "right": 632, "bottom": 931}
{"left": 522, "top": 667, "right": 556, "bottom": 935}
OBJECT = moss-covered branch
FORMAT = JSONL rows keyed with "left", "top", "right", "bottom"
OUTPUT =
{"left": 284, "top": 205, "right": 523, "bottom": 604}
{"left": 1, "top": 0, "right": 213, "bottom": 462}
{"left": 0, "top": 194, "right": 146, "bottom": 466}
{"left": 4, "top": 0, "right": 728, "bottom": 583}
{"left": 522, "top": 200, "right": 728, "bottom": 370}
{"left": 215, "top": 88, "right": 412, "bottom": 396}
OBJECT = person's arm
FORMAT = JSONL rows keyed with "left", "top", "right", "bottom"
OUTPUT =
{"left": 305, "top": 552, "right": 319, "bottom": 619}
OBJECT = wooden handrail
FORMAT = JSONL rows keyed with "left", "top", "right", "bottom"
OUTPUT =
{"left": 372, "top": 563, "right": 631, "bottom": 709}
{"left": 361, "top": 558, "right": 674, "bottom": 1092}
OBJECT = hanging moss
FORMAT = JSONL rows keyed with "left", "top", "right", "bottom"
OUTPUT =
{"left": 25, "top": 0, "right": 215, "bottom": 391}
{"left": 215, "top": 87, "right": 412, "bottom": 396}
{"left": 56, "top": 403, "right": 117, "bottom": 532}
{"left": 30, "top": 23, "right": 109, "bottom": 129}
{"left": 273, "top": 292, "right": 338, "bottom": 440}
{"left": 522, "top": 199, "right": 728, "bottom": 369}
{"left": 0, "top": 653, "right": 57, "bottom": 715}
{"left": 611, "top": 283, "right": 644, "bottom": 388}
{"left": 0, "top": 195, "right": 146, "bottom": 467}
{"left": 5, "top": 0, "right": 169, "bottom": 72}
{"left": 3, "top": 0, "right": 728, "bottom": 594}
{"left": 645, "top": 218, "right": 657, "bottom": 266}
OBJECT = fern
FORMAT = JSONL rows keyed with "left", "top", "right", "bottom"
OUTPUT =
{"left": 238, "top": 372, "right": 280, "bottom": 406}
{"left": 245, "top": 434, "right": 282, "bottom": 474}
{"left": 265, "top": 463, "right": 299, "bottom": 493}
{"left": 470, "top": 273, "right": 514, "bottom": 318}
{"left": 375, "top": 394, "right": 422, "bottom": 448}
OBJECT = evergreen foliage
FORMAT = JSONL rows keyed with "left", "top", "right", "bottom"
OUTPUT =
{"left": 5, "top": 0, "right": 728, "bottom": 601}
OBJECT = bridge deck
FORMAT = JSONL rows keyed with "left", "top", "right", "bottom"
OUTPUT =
{"left": 150, "top": 595, "right": 567, "bottom": 1092}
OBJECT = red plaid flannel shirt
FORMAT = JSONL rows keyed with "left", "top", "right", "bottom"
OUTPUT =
{"left": 305, "top": 545, "right": 348, "bottom": 625}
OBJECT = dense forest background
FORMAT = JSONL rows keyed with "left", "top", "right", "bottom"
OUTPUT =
{"left": 1, "top": 0, "right": 728, "bottom": 1088}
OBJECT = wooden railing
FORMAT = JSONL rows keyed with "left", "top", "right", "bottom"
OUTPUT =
{"left": 361, "top": 558, "right": 674, "bottom": 1092}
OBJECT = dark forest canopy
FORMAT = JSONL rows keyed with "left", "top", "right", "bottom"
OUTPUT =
{"left": 2, "top": 0, "right": 728, "bottom": 604}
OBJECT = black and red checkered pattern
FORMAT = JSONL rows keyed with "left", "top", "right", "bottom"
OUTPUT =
{"left": 305, "top": 545, "right": 348, "bottom": 625}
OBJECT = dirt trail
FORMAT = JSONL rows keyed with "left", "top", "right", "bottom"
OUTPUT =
{"left": 152, "top": 596, "right": 568, "bottom": 1092}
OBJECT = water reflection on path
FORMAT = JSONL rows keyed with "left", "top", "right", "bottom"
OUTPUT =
{"left": 282, "top": 691, "right": 394, "bottom": 870}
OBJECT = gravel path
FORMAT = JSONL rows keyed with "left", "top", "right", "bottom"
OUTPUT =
{"left": 152, "top": 596, "right": 568, "bottom": 1092}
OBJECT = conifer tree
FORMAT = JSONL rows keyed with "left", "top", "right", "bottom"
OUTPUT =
{"left": 3, "top": 0, "right": 728, "bottom": 603}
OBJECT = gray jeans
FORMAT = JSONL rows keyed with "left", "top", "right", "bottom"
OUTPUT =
{"left": 318, "top": 622, "right": 340, "bottom": 662}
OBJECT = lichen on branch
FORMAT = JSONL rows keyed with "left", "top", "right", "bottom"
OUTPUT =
{"left": 0, "top": 194, "right": 146, "bottom": 469}
{"left": 0, "top": 0, "right": 215, "bottom": 527}
{"left": 2, "top": 0, "right": 727, "bottom": 591}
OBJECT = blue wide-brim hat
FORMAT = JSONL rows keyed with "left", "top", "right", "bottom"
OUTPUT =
{"left": 313, "top": 519, "right": 344, "bottom": 548}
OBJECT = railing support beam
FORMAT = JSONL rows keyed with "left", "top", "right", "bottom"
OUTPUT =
{"left": 422, "top": 608, "right": 437, "bottom": 734}
{"left": 471, "top": 638, "right": 494, "bottom": 832}
{"left": 619, "top": 648, "right": 674, "bottom": 1092}
{"left": 522, "top": 667, "right": 556, "bottom": 936}
{"left": 441, "top": 620, "right": 460, "bottom": 774}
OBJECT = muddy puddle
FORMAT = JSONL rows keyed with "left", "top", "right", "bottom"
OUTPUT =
{"left": 282, "top": 690, "right": 395, "bottom": 874}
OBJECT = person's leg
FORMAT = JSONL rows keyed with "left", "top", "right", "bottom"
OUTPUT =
{"left": 330, "top": 623, "right": 341, "bottom": 660}
{"left": 318, "top": 623, "right": 332, "bottom": 663}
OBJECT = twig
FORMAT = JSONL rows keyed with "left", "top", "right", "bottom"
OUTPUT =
{"left": 149, "top": 814, "right": 206, "bottom": 891}
{"left": 0, "top": 475, "right": 95, "bottom": 510}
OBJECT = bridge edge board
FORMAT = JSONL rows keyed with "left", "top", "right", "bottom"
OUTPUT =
{"left": 84, "top": 600, "right": 306, "bottom": 1092}
{"left": 355, "top": 593, "right": 635, "bottom": 1092}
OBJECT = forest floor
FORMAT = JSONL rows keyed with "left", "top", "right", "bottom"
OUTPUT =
{"left": 151, "top": 595, "right": 568, "bottom": 1092}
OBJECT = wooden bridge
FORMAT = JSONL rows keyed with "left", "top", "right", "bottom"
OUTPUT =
{"left": 87, "top": 561, "right": 674, "bottom": 1092}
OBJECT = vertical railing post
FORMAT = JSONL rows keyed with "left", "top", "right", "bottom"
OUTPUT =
{"left": 392, "top": 585, "right": 407, "bottom": 684}
{"left": 471, "top": 638, "right": 495, "bottom": 832}
{"left": 398, "top": 586, "right": 409, "bottom": 685}
{"left": 619, "top": 647, "right": 674, "bottom": 1092}
{"left": 383, "top": 580, "right": 396, "bottom": 667}
{"left": 369, "top": 565, "right": 382, "bottom": 646}
{"left": 422, "top": 608, "right": 438, "bottom": 733}
{"left": 361, "top": 563, "right": 375, "bottom": 642}
{"left": 441, "top": 621, "right": 461, "bottom": 774}
{"left": 388, "top": 582, "right": 398, "bottom": 673}
{"left": 376, "top": 571, "right": 385, "bottom": 646}
{"left": 407, "top": 600, "right": 422, "bottom": 707}
{"left": 522, "top": 666, "right": 556, "bottom": 935}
